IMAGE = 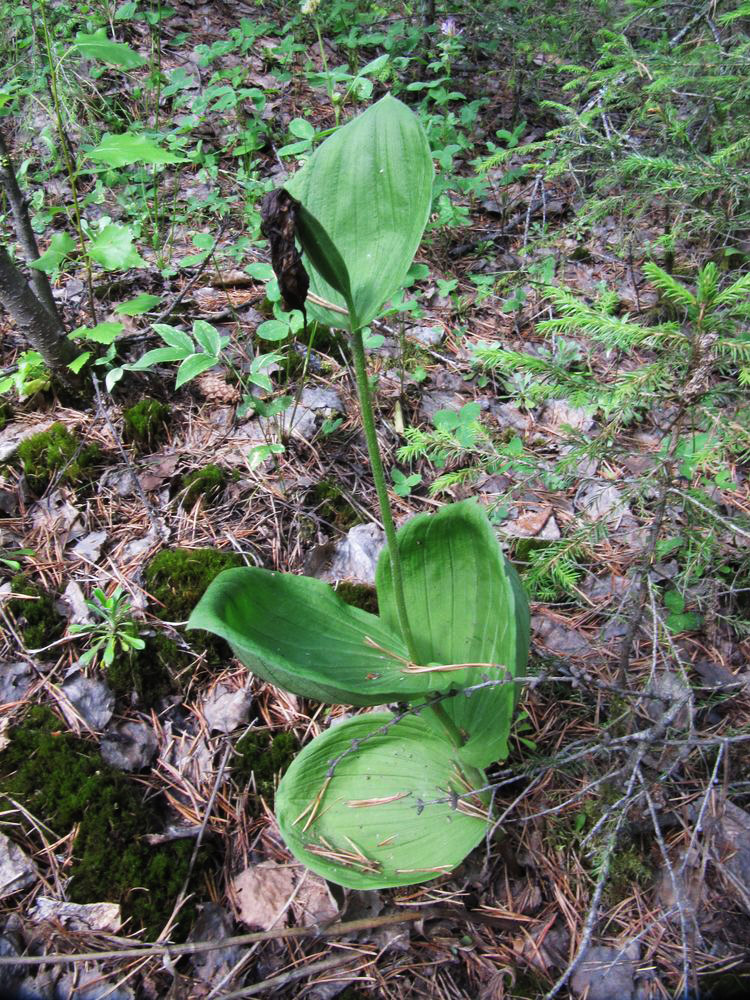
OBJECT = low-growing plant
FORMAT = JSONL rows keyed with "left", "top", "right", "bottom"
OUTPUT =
{"left": 189, "top": 96, "right": 530, "bottom": 889}
{"left": 69, "top": 585, "right": 145, "bottom": 668}
{"left": 16, "top": 422, "right": 100, "bottom": 495}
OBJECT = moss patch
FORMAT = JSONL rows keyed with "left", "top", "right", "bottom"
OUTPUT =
{"left": 180, "top": 464, "right": 226, "bottom": 508}
{"left": 310, "top": 479, "right": 360, "bottom": 531}
{"left": 334, "top": 581, "right": 378, "bottom": 615}
{"left": 122, "top": 398, "right": 170, "bottom": 451}
{"left": 144, "top": 547, "right": 244, "bottom": 621}
{"left": 106, "top": 633, "right": 180, "bottom": 708}
{"left": 0, "top": 707, "right": 210, "bottom": 937}
{"left": 16, "top": 423, "right": 101, "bottom": 495}
{"left": 0, "top": 402, "right": 13, "bottom": 431}
{"left": 232, "top": 730, "right": 298, "bottom": 809}
{"left": 7, "top": 574, "right": 66, "bottom": 649}
{"left": 144, "top": 547, "right": 244, "bottom": 667}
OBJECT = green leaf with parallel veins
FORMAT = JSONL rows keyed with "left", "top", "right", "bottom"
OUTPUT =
{"left": 285, "top": 95, "right": 433, "bottom": 330}
{"left": 73, "top": 30, "right": 147, "bottom": 68}
{"left": 188, "top": 568, "right": 461, "bottom": 706}
{"left": 88, "top": 132, "right": 185, "bottom": 167}
{"left": 175, "top": 353, "right": 218, "bottom": 388}
{"left": 276, "top": 713, "right": 488, "bottom": 889}
{"left": 376, "top": 500, "right": 529, "bottom": 768}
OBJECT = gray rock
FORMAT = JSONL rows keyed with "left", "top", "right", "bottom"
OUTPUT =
{"left": 575, "top": 481, "right": 629, "bottom": 524}
{"left": 407, "top": 324, "right": 444, "bottom": 347}
{"left": 307, "top": 523, "right": 386, "bottom": 586}
{"left": 0, "top": 420, "right": 55, "bottom": 462}
{"left": 711, "top": 800, "right": 750, "bottom": 912}
{"left": 570, "top": 942, "right": 640, "bottom": 1000}
{"left": 0, "top": 832, "right": 37, "bottom": 899}
{"left": 541, "top": 398, "right": 596, "bottom": 433}
{"left": 100, "top": 720, "right": 157, "bottom": 772}
{"left": 0, "top": 933, "right": 23, "bottom": 995}
{"left": 55, "top": 970, "right": 133, "bottom": 1000}
{"left": 0, "top": 661, "right": 34, "bottom": 705}
{"left": 61, "top": 671, "right": 114, "bottom": 730}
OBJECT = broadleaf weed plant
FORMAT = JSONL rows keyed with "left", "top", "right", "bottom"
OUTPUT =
{"left": 69, "top": 586, "right": 145, "bottom": 669}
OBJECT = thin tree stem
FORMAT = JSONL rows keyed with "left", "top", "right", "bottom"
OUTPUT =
{"left": 351, "top": 328, "right": 418, "bottom": 663}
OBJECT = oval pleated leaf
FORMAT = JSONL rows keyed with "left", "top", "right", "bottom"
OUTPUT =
{"left": 187, "top": 568, "right": 459, "bottom": 706}
{"left": 276, "top": 713, "right": 488, "bottom": 889}
{"left": 376, "top": 500, "right": 530, "bottom": 768}
{"left": 285, "top": 95, "right": 433, "bottom": 331}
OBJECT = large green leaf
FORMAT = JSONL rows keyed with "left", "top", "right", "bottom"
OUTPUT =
{"left": 73, "top": 30, "right": 146, "bottom": 68}
{"left": 188, "top": 568, "right": 457, "bottom": 706}
{"left": 87, "top": 133, "right": 186, "bottom": 168}
{"left": 376, "top": 500, "right": 529, "bottom": 768}
{"left": 284, "top": 95, "right": 433, "bottom": 331}
{"left": 276, "top": 713, "right": 488, "bottom": 889}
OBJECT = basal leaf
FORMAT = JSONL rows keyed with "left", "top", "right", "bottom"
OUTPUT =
{"left": 87, "top": 132, "right": 185, "bottom": 168}
{"left": 74, "top": 30, "right": 147, "bottom": 68}
{"left": 188, "top": 568, "right": 462, "bottom": 706}
{"left": 29, "top": 232, "right": 76, "bottom": 275}
{"left": 376, "top": 500, "right": 530, "bottom": 767}
{"left": 285, "top": 95, "right": 433, "bottom": 330}
{"left": 276, "top": 713, "right": 487, "bottom": 889}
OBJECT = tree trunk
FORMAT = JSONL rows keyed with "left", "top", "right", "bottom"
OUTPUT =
{"left": 0, "top": 126, "right": 61, "bottom": 321}
{"left": 0, "top": 244, "right": 77, "bottom": 376}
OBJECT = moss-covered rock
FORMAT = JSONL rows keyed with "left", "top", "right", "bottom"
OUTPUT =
{"left": 7, "top": 574, "right": 66, "bottom": 649}
{"left": 180, "top": 464, "right": 226, "bottom": 508}
{"left": 122, "top": 398, "right": 170, "bottom": 451}
{"left": 0, "top": 707, "right": 211, "bottom": 936}
{"left": 310, "top": 479, "right": 361, "bottom": 531}
{"left": 16, "top": 422, "right": 100, "bottom": 495}
{"left": 232, "top": 730, "right": 298, "bottom": 809}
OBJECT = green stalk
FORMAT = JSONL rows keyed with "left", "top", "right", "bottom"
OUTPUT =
{"left": 351, "top": 328, "right": 418, "bottom": 664}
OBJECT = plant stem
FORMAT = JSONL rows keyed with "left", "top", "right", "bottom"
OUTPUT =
{"left": 351, "top": 328, "right": 418, "bottom": 663}
{"left": 425, "top": 700, "right": 464, "bottom": 749}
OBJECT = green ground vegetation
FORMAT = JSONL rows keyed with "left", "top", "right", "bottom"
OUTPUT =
{"left": 0, "top": 707, "right": 210, "bottom": 937}
{"left": 180, "top": 463, "right": 227, "bottom": 508}
{"left": 309, "top": 479, "right": 361, "bottom": 531}
{"left": 232, "top": 729, "right": 298, "bottom": 809}
{"left": 16, "top": 423, "right": 100, "bottom": 495}
{"left": 7, "top": 573, "right": 66, "bottom": 649}
{"left": 122, "top": 398, "right": 170, "bottom": 451}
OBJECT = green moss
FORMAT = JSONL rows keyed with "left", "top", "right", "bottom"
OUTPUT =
{"left": 334, "top": 581, "right": 378, "bottom": 615}
{"left": 144, "top": 547, "right": 244, "bottom": 667}
{"left": 122, "top": 398, "right": 170, "bottom": 451}
{"left": 180, "top": 464, "right": 226, "bottom": 508}
{"left": 7, "top": 574, "right": 66, "bottom": 648}
{"left": 0, "top": 402, "right": 13, "bottom": 431}
{"left": 0, "top": 707, "right": 211, "bottom": 937}
{"left": 605, "top": 842, "right": 654, "bottom": 903}
{"left": 144, "top": 547, "right": 244, "bottom": 621}
{"left": 233, "top": 730, "right": 298, "bottom": 808}
{"left": 16, "top": 422, "right": 100, "bottom": 495}
{"left": 310, "top": 479, "right": 361, "bottom": 531}
{"left": 106, "top": 633, "right": 180, "bottom": 708}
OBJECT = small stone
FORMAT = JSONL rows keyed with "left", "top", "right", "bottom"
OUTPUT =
{"left": 0, "top": 832, "right": 37, "bottom": 899}
{"left": 61, "top": 670, "right": 115, "bottom": 730}
{"left": 407, "top": 324, "right": 444, "bottom": 347}
{"left": 308, "top": 523, "right": 386, "bottom": 586}
{"left": 541, "top": 399, "right": 596, "bottom": 433}
{"left": 100, "top": 720, "right": 157, "bottom": 772}
{"left": 28, "top": 897, "right": 121, "bottom": 933}
{"left": 570, "top": 943, "right": 640, "bottom": 1000}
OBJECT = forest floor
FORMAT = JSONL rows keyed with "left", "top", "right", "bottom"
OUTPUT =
{"left": 1, "top": 2, "right": 750, "bottom": 999}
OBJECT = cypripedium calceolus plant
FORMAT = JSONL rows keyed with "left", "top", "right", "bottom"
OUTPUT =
{"left": 189, "top": 96, "right": 530, "bottom": 889}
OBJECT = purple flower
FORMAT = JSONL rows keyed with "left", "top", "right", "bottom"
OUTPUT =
{"left": 440, "top": 17, "right": 462, "bottom": 37}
